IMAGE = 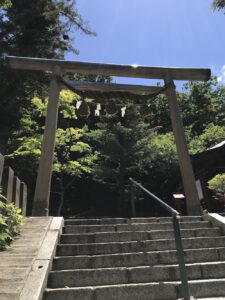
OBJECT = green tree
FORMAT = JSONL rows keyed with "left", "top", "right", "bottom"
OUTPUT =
{"left": 6, "top": 90, "right": 98, "bottom": 215}
{"left": 53, "top": 126, "right": 98, "bottom": 215}
{"left": 208, "top": 174, "right": 225, "bottom": 201}
{"left": 147, "top": 94, "right": 171, "bottom": 133}
{"left": 0, "top": 0, "right": 11, "bottom": 9}
{"left": 0, "top": 0, "right": 95, "bottom": 152}
{"left": 0, "top": 198, "right": 23, "bottom": 251}
{"left": 212, "top": 0, "right": 225, "bottom": 10}
{"left": 146, "top": 131, "right": 180, "bottom": 196}
{"left": 176, "top": 78, "right": 225, "bottom": 135}
{"left": 88, "top": 103, "right": 156, "bottom": 215}
{"left": 0, "top": 0, "right": 94, "bottom": 57}
{"left": 188, "top": 124, "right": 225, "bottom": 154}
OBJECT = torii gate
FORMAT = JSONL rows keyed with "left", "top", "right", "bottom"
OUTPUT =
{"left": 6, "top": 56, "right": 211, "bottom": 216}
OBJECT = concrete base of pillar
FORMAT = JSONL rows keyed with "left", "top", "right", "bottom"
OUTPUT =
{"left": 32, "top": 201, "right": 49, "bottom": 216}
{"left": 187, "top": 203, "right": 203, "bottom": 216}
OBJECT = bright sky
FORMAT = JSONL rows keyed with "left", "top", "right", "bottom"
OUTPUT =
{"left": 66, "top": 0, "right": 225, "bottom": 86}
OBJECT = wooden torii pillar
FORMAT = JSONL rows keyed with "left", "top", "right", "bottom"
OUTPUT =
{"left": 6, "top": 56, "right": 210, "bottom": 216}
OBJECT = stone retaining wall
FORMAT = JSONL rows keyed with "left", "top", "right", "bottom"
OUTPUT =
{"left": 0, "top": 217, "right": 64, "bottom": 300}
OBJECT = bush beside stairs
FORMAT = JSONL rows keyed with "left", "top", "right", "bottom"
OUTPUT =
{"left": 43, "top": 216, "right": 225, "bottom": 300}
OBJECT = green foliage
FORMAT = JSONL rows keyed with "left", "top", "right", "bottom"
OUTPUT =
{"left": 7, "top": 90, "right": 97, "bottom": 176}
{"left": 188, "top": 124, "right": 225, "bottom": 154}
{"left": 180, "top": 78, "right": 225, "bottom": 135}
{"left": 0, "top": 0, "right": 95, "bottom": 152}
{"left": 7, "top": 89, "right": 98, "bottom": 215}
{"left": 0, "top": 0, "right": 11, "bottom": 8}
{"left": 81, "top": 78, "right": 225, "bottom": 213}
{"left": 90, "top": 104, "right": 154, "bottom": 183}
{"left": 87, "top": 103, "right": 158, "bottom": 214}
{"left": 53, "top": 127, "right": 98, "bottom": 176}
{"left": 146, "top": 131, "right": 179, "bottom": 194}
{"left": 0, "top": 190, "right": 23, "bottom": 251}
{"left": 208, "top": 174, "right": 225, "bottom": 201}
{"left": 0, "top": 0, "right": 95, "bottom": 57}
{"left": 3, "top": 72, "right": 225, "bottom": 215}
{"left": 147, "top": 94, "right": 171, "bottom": 133}
{"left": 212, "top": 0, "right": 225, "bottom": 10}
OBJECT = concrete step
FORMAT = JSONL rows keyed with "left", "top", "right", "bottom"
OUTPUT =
{"left": 0, "top": 280, "right": 24, "bottom": 294}
{"left": 65, "top": 216, "right": 203, "bottom": 226}
{"left": 43, "top": 216, "right": 225, "bottom": 299}
{"left": 197, "top": 298, "right": 225, "bottom": 300}
{"left": 60, "top": 227, "right": 221, "bottom": 244}
{"left": 56, "top": 236, "right": 225, "bottom": 256}
{"left": 0, "top": 255, "right": 34, "bottom": 267}
{"left": 64, "top": 221, "right": 211, "bottom": 234}
{"left": 44, "top": 279, "right": 225, "bottom": 300}
{"left": 48, "top": 261, "right": 225, "bottom": 288}
{"left": 0, "top": 267, "right": 30, "bottom": 280}
{"left": 0, "top": 292, "right": 20, "bottom": 300}
{"left": 52, "top": 247, "right": 225, "bottom": 270}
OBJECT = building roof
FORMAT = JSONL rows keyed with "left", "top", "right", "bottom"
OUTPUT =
{"left": 192, "top": 140, "right": 225, "bottom": 171}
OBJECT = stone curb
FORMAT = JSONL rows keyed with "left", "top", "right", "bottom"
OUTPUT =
{"left": 203, "top": 213, "right": 225, "bottom": 234}
{"left": 19, "top": 217, "right": 64, "bottom": 300}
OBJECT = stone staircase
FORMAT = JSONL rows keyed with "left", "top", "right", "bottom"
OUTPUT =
{"left": 43, "top": 216, "right": 225, "bottom": 300}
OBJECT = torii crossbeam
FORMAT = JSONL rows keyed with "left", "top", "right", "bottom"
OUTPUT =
{"left": 6, "top": 56, "right": 211, "bottom": 216}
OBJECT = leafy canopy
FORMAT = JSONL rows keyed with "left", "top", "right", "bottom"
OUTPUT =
{"left": 212, "top": 0, "right": 225, "bottom": 10}
{"left": 0, "top": 0, "right": 95, "bottom": 153}
{"left": 7, "top": 90, "right": 98, "bottom": 180}
{"left": 0, "top": 0, "right": 11, "bottom": 9}
{"left": 0, "top": 188, "right": 23, "bottom": 251}
{"left": 208, "top": 174, "right": 225, "bottom": 201}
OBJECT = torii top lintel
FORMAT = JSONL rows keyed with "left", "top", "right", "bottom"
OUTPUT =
{"left": 6, "top": 56, "right": 211, "bottom": 82}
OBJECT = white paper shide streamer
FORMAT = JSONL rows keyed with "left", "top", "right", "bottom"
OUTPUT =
{"left": 121, "top": 106, "right": 126, "bottom": 117}
{"left": 95, "top": 103, "right": 101, "bottom": 116}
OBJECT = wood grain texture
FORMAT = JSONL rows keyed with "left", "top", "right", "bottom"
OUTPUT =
{"left": 6, "top": 56, "right": 211, "bottom": 81}
{"left": 62, "top": 80, "right": 161, "bottom": 94}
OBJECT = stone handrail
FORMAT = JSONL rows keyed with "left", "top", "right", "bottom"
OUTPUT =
{"left": 0, "top": 152, "right": 27, "bottom": 216}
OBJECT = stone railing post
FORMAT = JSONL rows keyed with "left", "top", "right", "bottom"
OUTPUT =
{"left": 0, "top": 153, "right": 4, "bottom": 185}
{"left": 2, "top": 166, "right": 14, "bottom": 202}
{"left": 20, "top": 182, "right": 27, "bottom": 216}
{"left": 13, "top": 176, "right": 21, "bottom": 208}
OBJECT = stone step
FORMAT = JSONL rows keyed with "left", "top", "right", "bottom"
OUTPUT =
{"left": 60, "top": 227, "right": 221, "bottom": 244}
{"left": 44, "top": 279, "right": 225, "bottom": 300}
{"left": 197, "top": 298, "right": 225, "bottom": 300}
{"left": 56, "top": 236, "right": 225, "bottom": 256}
{"left": 65, "top": 216, "right": 202, "bottom": 226}
{"left": 52, "top": 247, "right": 225, "bottom": 270}
{"left": 0, "top": 280, "right": 24, "bottom": 294}
{"left": 64, "top": 221, "right": 211, "bottom": 234}
{"left": 0, "top": 267, "right": 30, "bottom": 280}
{"left": 0, "top": 255, "right": 35, "bottom": 267}
{"left": 0, "top": 292, "right": 19, "bottom": 300}
{"left": 48, "top": 261, "right": 225, "bottom": 288}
